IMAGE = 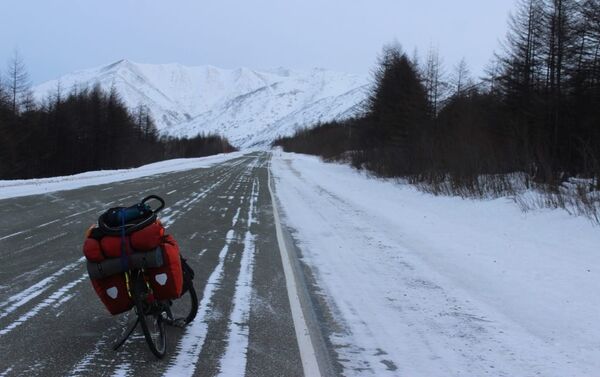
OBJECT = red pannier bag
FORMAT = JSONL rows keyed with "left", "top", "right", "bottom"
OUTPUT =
{"left": 91, "top": 274, "right": 133, "bottom": 315}
{"left": 83, "top": 220, "right": 183, "bottom": 315}
{"left": 146, "top": 234, "right": 183, "bottom": 300}
{"left": 83, "top": 230, "right": 133, "bottom": 315}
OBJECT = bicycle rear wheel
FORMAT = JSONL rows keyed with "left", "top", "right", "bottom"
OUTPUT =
{"left": 132, "top": 273, "right": 167, "bottom": 358}
{"left": 168, "top": 258, "right": 198, "bottom": 325}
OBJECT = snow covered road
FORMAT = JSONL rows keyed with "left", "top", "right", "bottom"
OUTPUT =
{"left": 0, "top": 152, "right": 305, "bottom": 377}
{"left": 1, "top": 150, "right": 599, "bottom": 376}
{"left": 271, "top": 151, "right": 600, "bottom": 377}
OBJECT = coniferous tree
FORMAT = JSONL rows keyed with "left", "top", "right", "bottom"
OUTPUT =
{"left": 275, "top": 0, "right": 600, "bottom": 205}
{"left": 451, "top": 58, "right": 473, "bottom": 97}
{"left": 424, "top": 46, "right": 446, "bottom": 117}
{"left": 6, "top": 49, "right": 31, "bottom": 115}
{"left": 0, "top": 57, "right": 236, "bottom": 180}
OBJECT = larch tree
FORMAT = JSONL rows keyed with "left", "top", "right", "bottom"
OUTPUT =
{"left": 499, "top": 0, "right": 546, "bottom": 105}
{"left": 451, "top": 58, "right": 472, "bottom": 97}
{"left": 424, "top": 45, "right": 446, "bottom": 117}
{"left": 6, "top": 49, "right": 31, "bottom": 115}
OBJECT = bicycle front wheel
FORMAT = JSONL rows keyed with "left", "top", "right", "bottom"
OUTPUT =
{"left": 132, "top": 273, "right": 167, "bottom": 358}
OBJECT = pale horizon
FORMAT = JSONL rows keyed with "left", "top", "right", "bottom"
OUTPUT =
{"left": 1, "top": 0, "right": 517, "bottom": 85}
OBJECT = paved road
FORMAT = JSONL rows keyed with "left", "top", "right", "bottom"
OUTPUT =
{"left": 0, "top": 152, "right": 308, "bottom": 377}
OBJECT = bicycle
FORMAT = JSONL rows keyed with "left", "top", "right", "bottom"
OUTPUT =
{"left": 85, "top": 195, "right": 199, "bottom": 358}
{"left": 112, "top": 257, "right": 198, "bottom": 358}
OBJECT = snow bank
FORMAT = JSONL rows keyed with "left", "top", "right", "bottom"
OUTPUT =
{"left": 271, "top": 151, "right": 600, "bottom": 376}
{"left": 0, "top": 152, "right": 244, "bottom": 199}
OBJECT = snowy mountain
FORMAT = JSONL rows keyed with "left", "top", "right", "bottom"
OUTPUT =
{"left": 33, "top": 60, "right": 369, "bottom": 148}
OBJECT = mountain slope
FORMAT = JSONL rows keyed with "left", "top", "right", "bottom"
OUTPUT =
{"left": 34, "top": 60, "right": 369, "bottom": 148}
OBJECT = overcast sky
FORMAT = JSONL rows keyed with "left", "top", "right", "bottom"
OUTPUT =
{"left": 0, "top": 0, "right": 517, "bottom": 84}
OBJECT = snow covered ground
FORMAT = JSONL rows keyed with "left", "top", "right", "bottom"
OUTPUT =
{"left": 271, "top": 151, "right": 600, "bottom": 377}
{"left": 0, "top": 151, "right": 244, "bottom": 199}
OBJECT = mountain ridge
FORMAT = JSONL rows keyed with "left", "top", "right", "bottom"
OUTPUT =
{"left": 33, "top": 60, "right": 370, "bottom": 148}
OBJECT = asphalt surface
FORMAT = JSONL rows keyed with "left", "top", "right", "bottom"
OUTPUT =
{"left": 0, "top": 152, "right": 307, "bottom": 377}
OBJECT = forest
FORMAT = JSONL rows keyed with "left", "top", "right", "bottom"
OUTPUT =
{"left": 0, "top": 57, "right": 236, "bottom": 180}
{"left": 274, "top": 0, "right": 600, "bottom": 218}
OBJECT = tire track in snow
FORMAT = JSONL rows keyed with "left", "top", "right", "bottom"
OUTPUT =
{"left": 231, "top": 207, "right": 241, "bottom": 227}
{"left": 67, "top": 317, "right": 132, "bottom": 377}
{"left": 0, "top": 257, "right": 85, "bottom": 318}
{"left": 0, "top": 273, "right": 87, "bottom": 336}
{"left": 164, "top": 159, "right": 259, "bottom": 376}
{"left": 217, "top": 178, "right": 258, "bottom": 376}
{"left": 0, "top": 230, "right": 26, "bottom": 241}
{"left": 111, "top": 362, "right": 131, "bottom": 377}
{"left": 161, "top": 163, "right": 240, "bottom": 227}
{"left": 7, "top": 231, "right": 68, "bottom": 257}
{"left": 68, "top": 337, "right": 109, "bottom": 377}
{"left": 162, "top": 229, "right": 235, "bottom": 377}
{"left": 0, "top": 206, "right": 98, "bottom": 243}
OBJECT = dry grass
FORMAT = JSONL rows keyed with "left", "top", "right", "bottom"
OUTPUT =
{"left": 412, "top": 173, "right": 600, "bottom": 224}
{"left": 515, "top": 179, "right": 600, "bottom": 224}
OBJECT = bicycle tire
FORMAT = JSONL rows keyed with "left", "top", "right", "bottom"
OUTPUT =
{"left": 132, "top": 272, "right": 167, "bottom": 358}
{"left": 168, "top": 270, "right": 198, "bottom": 325}
{"left": 182, "top": 274, "right": 198, "bottom": 324}
{"left": 112, "top": 315, "right": 138, "bottom": 351}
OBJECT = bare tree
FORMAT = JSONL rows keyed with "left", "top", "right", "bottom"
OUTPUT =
{"left": 568, "top": 0, "right": 600, "bottom": 87}
{"left": 497, "top": 0, "right": 546, "bottom": 113}
{"left": 21, "top": 90, "right": 36, "bottom": 112}
{"left": 54, "top": 80, "right": 63, "bottom": 105}
{"left": 542, "top": 0, "right": 579, "bottom": 163}
{"left": 545, "top": 0, "right": 574, "bottom": 97}
{"left": 580, "top": 0, "right": 600, "bottom": 86}
{"left": 0, "top": 73, "right": 8, "bottom": 107}
{"left": 482, "top": 56, "right": 502, "bottom": 93}
{"left": 451, "top": 58, "right": 472, "bottom": 96}
{"left": 424, "top": 45, "right": 446, "bottom": 116}
{"left": 411, "top": 47, "right": 421, "bottom": 71}
{"left": 135, "top": 104, "right": 158, "bottom": 139}
{"left": 6, "top": 49, "right": 31, "bottom": 115}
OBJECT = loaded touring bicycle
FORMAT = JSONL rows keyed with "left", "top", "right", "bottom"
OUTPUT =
{"left": 83, "top": 195, "right": 198, "bottom": 358}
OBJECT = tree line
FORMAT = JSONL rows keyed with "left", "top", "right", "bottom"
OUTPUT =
{"left": 0, "top": 52, "right": 236, "bottom": 179}
{"left": 274, "top": 0, "right": 600, "bottom": 201}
